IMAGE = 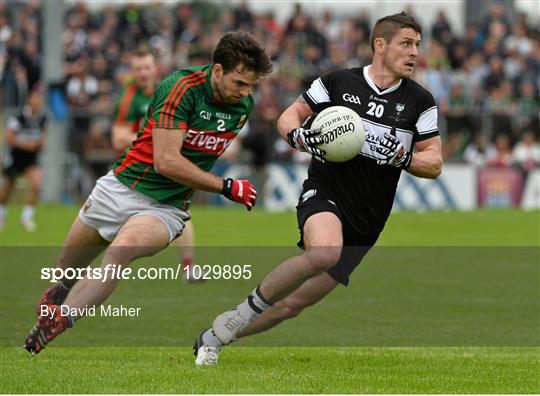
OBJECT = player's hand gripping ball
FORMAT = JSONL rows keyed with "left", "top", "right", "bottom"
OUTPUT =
{"left": 310, "top": 106, "right": 366, "bottom": 163}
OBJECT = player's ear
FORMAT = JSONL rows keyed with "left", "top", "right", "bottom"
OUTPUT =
{"left": 374, "top": 37, "right": 386, "bottom": 54}
{"left": 213, "top": 63, "right": 224, "bottom": 79}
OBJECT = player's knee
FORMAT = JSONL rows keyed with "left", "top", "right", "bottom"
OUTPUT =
{"left": 107, "top": 237, "right": 139, "bottom": 263}
{"left": 303, "top": 246, "right": 341, "bottom": 274}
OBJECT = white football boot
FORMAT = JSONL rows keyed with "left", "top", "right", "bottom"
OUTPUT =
{"left": 193, "top": 329, "right": 220, "bottom": 366}
{"left": 212, "top": 309, "right": 250, "bottom": 345}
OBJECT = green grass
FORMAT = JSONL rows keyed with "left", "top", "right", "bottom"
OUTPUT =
{"left": 1, "top": 205, "right": 539, "bottom": 393}
{"left": 1, "top": 347, "right": 538, "bottom": 393}
{"left": 1, "top": 204, "right": 539, "bottom": 246}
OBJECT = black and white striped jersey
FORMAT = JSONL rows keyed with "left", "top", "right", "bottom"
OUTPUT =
{"left": 301, "top": 65, "right": 439, "bottom": 234}
{"left": 6, "top": 106, "right": 47, "bottom": 145}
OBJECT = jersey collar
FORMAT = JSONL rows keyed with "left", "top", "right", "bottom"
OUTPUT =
{"left": 363, "top": 65, "right": 402, "bottom": 95}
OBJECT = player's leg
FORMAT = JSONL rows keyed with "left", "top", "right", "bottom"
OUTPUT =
{"left": 20, "top": 165, "right": 41, "bottom": 231}
{"left": 211, "top": 212, "right": 342, "bottom": 345}
{"left": 195, "top": 271, "right": 338, "bottom": 365}
{"left": 177, "top": 220, "right": 199, "bottom": 281}
{"left": 257, "top": 212, "right": 342, "bottom": 301}
{"left": 239, "top": 271, "right": 338, "bottom": 336}
{"left": 0, "top": 175, "right": 16, "bottom": 229}
{"left": 63, "top": 214, "right": 170, "bottom": 314}
{"left": 24, "top": 215, "right": 171, "bottom": 354}
{"left": 35, "top": 217, "right": 109, "bottom": 312}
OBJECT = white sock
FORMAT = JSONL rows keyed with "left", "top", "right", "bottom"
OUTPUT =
{"left": 237, "top": 286, "right": 272, "bottom": 320}
{"left": 202, "top": 329, "right": 222, "bottom": 348}
{"left": 21, "top": 205, "right": 35, "bottom": 223}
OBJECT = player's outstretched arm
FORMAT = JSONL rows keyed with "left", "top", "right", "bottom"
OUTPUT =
{"left": 407, "top": 135, "right": 443, "bottom": 179}
{"left": 153, "top": 127, "right": 256, "bottom": 210}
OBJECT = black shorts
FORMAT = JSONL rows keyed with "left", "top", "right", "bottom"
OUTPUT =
{"left": 296, "top": 186, "right": 379, "bottom": 286}
{"left": 3, "top": 149, "right": 38, "bottom": 178}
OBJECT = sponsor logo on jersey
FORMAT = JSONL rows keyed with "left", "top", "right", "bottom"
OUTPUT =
{"left": 342, "top": 93, "right": 361, "bottom": 105}
{"left": 369, "top": 95, "right": 388, "bottom": 103}
{"left": 183, "top": 129, "right": 236, "bottom": 155}
{"left": 215, "top": 112, "right": 231, "bottom": 120}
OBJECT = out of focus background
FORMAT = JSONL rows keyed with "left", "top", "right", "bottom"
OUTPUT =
{"left": 1, "top": 0, "right": 539, "bottom": 211}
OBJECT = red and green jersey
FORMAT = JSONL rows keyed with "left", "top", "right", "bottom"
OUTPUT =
{"left": 113, "top": 81, "right": 153, "bottom": 134}
{"left": 113, "top": 64, "right": 253, "bottom": 209}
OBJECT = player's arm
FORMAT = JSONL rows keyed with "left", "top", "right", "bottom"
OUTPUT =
{"left": 153, "top": 127, "right": 256, "bottom": 210}
{"left": 277, "top": 95, "right": 325, "bottom": 159}
{"left": 407, "top": 135, "right": 442, "bottom": 179}
{"left": 277, "top": 95, "right": 314, "bottom": 140}
{"left": 112, "top": 122, "right": 135, "bottom": 152}
{"left": 375, "top": 133, "right": 442, "bottom": 179}
{"left": 153, "top": 127, "right": 223, "bottom": 192}
{"left": 36, "top": 128, "right": 47, "bottom": 151}
{"left": 5, "top": 128, "right": 38, "bottom": 151}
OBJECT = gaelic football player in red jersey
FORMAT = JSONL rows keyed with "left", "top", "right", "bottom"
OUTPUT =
{"left": 24, "top": 30, "right": 273, "bottom": 354}
{"left": 112, "top": 44, "right": 200, "bottom": 282}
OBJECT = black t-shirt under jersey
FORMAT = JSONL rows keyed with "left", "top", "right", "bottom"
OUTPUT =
{"left": 302, "top": 65, "right": 439, "bottom": 234}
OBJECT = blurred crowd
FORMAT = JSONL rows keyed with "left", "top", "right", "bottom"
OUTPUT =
{"left": 2, "top": 1, "right": 540, "bottom": 178}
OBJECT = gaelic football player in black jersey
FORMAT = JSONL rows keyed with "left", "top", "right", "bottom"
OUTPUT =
{"left": 1, "top": 89, "right": 47, "bottom": 232}
{"left": 195, "top": 12, "right": 443, "bottom": 365}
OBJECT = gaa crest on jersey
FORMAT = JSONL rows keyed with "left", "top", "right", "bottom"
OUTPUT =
{"left": 396, "top": 103, "right": 405, "bottom": 112}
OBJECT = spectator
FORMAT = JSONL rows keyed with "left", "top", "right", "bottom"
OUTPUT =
{"left": 463, "top": 133, "right": 496, "bottom": 167}
{"left": 513, "top": 131, "right": 540, "bottom": 172}
{"left": 3, "top": 1, "right": 538, "bottom": 173}
{"left": 442, "top": 83, "right": 472, "bottom": 137}
{"left": 487, "top": 134, "right": 514, "bottom": 167}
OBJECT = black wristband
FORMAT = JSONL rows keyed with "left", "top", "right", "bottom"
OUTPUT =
{"left": 221, "top": 178, "right": 233, "bottom": 196}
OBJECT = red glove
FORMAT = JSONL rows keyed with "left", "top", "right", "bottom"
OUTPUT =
{"left": 221, "top": 178, "right": 257, "bottom": 211}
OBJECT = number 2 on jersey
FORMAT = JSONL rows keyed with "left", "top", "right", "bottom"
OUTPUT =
{"left": 217, "top": 119, "right": 226, "bottom": 132}
{"left": 367, "top": 102, "right": 384, "bottom": 118}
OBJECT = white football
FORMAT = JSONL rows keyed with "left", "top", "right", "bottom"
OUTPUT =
{"left": 311, "top": 106, "right": 365, "bottom": 163}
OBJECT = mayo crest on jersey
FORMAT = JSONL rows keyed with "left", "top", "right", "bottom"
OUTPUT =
{"left": 113, "top": 64, "right": 253, "bottom": 209}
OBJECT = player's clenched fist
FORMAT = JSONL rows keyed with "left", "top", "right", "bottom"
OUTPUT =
{"left": 374, "top": 132, "right": 412, "bottom": 169}
{"left": 287, "top": 127, "right": 326, "bottom": 160}
{"left": 221, "top": 178, "right": 257, "bottom": 211}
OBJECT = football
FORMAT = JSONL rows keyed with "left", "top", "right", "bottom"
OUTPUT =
{"left": 311, "top": 106, "right": 365, "bottom": 163}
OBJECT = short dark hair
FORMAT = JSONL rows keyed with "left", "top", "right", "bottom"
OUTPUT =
{"left": 212, "top": 30, "right": 273, "bottom": 76}
{"left": 370, "top": 12, "right": 422, "bottom": 52}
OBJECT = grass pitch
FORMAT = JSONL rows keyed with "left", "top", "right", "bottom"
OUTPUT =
{"left": 1, "top": 205, "right": 539, "bottom": 393}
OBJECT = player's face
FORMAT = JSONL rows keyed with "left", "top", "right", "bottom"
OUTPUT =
{"left": 27, "top": 92, "right": 43, "bottom": 112}
{"left": 383, "top": 28, "right": 421, "bottom": 79}
{"left": 131, "top": 55, "right": 157, "bottom": 90}
{"left": 213, "top": 63, "right": 260, "bottom": 104}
